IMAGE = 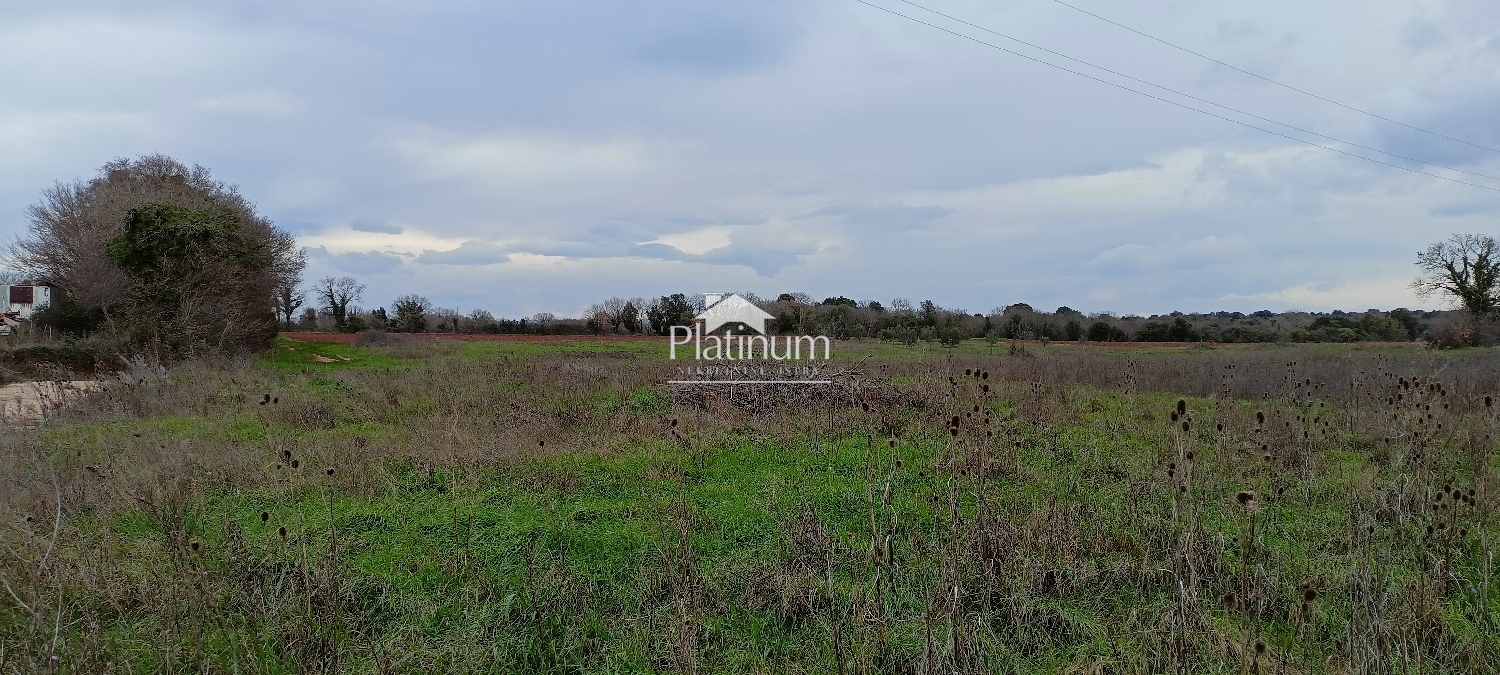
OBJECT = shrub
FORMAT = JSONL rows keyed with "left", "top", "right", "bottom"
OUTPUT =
{"left": 1086, "top": 321, "right": 1128, "bottom": 342}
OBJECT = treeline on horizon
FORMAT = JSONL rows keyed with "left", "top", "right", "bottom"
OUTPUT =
{"left": 303, "top": 290, "right": 1450, "bottom": 345}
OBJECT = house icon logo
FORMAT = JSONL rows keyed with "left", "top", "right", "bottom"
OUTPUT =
{"left": 667, "top": 292, "right": 831, "bottom": 366}
{"left": 695, "top": 292, "right": 774, "bottom": 334}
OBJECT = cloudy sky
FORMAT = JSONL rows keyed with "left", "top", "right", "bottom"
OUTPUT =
{"left": 2, "top": 0, "right": 1498, "bottom": 318}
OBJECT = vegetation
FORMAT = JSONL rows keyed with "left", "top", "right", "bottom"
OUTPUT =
{"left": 312, "top": 277, "right": 366, "bottom": 333}
{"left": 9, "top": 155, "right": 303, "bottom": 356}
{"left": 1, "top": 339, "right": 1496, "bottom": 672}
{"left": 1413, "top": 233, "right": 1500, "bottom": 346}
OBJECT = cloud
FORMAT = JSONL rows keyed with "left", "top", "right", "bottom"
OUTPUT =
{"left": 1088, "top": 235, "right": 1252, "bottom": 274}
{"left": 194, "top": 90, "right": 295, "bottom": 115}
{"left": 414, "top": 240, "right": 510, "bottom": 266}
{"left": 812, "top": 202, "right": 954, "bottom": 232}
{"left": 636, "top": 20, "right": 793, "bottom": 74}
{"left": 350, "top": 218, "right": 403, "bottom": 234}
{"left": 1218, "top": 277, "right": 1424, "bottom": 312}
{"left": 304, "top": 246, "right": 405, "bottom": 274}
{"left": 273, "top": 219, "right": 323, "bottom": 235}
{"left": 395, "top": 132, "right": 652, "bottom": 186}
{"left": 647, "top": 226, "right": 735, "bottom": 254}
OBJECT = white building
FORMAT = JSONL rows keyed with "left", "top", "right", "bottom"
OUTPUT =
{"left": 0, "top": 285, "right": 52, "bottom": 335}
{"left": 2, "top": 285, "right": 51, "bottom": 319}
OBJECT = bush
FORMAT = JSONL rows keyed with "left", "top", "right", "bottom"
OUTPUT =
{"left": 1086, "top": 321, "right": 1128, "bottom": 342}
{"left": 878, "top": 326, "right": 918, "bottom": 346}
{"left": 1136, "top": 318, "right": 1199, "bottom": 342}
{"left": 352, "top": 331, "right": 413, "bottom": 348}
{"left": 30, "top": 291, "right": 106, "bottom": 337}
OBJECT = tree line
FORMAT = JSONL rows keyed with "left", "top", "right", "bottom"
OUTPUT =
{"left": 8, "top": 156, "right": 1499, "bottom": 361}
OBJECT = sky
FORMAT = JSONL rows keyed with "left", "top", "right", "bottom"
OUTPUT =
{"left": 2, "top": 0, "right": 1499, "bottom": 319}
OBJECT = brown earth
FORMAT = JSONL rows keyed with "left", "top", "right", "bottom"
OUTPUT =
{"left": 279, "top": 332, "right": 664, "bottom": 344}
{"left": 0, "top": 380, "right": 104, "bottom": 426}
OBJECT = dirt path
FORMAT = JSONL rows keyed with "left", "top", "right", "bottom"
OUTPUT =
{"left": 0, "top": 380, "right": 103, "bottom": 426}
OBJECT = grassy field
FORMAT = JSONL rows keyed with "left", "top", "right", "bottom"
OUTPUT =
{"left": 1, "top": 337, "right": 1497, "bottom": 673}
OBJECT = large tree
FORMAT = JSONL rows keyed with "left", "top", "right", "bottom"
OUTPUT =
{"left": 11, "top": 155, "right": 303, "bottom": 354}
{"left": 312, "top": 276, "right": 364, "bottom": 332}
{"left": 1413, "top": 233, "right": 1500, "bottom": 317}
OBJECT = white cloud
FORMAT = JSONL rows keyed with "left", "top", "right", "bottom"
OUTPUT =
{"left": 1219, "top": 276, "right": 1426, "bottom": 311}
{"left": 298, "top": 227, "right": 467, "bottom": 256}
{"left": 648, "top": 226, "right": 735, "bottom": 255}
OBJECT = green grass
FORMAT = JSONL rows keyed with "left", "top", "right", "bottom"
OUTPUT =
{"left": 4, "top": 338, "right": 1497, "bottom": 672}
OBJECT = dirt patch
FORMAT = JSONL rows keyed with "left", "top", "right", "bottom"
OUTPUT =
{"left": 0, "top": 380, "right": 104, "bottom": 426}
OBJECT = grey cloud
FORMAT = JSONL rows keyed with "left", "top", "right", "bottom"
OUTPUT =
{"left": 275, "top": 219, "right": 324, "bottom": 235}
{"left": 1403, "top": 17, "right": 1448, "bottom": 52}
{"left": 1214, "top": 20, "right": 1263, "bottom": 42}
{"left": 350, "top": 218, "right": 403, "bottom": 234}
{"left": 304, "top": 246, "right": 405, "bottom": 274}
{"left": 1430, "top": 198, "right": 1500, "bottom": 218}
{"left": 414, "top": 240, "right": 510, "bottom": 265}
{"left": 812, "top": 202, "right": 955, "bottom": 232}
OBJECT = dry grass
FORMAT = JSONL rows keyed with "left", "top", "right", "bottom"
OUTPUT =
{"left": 0, "top": 339, "right": 1495, "bottom": 673}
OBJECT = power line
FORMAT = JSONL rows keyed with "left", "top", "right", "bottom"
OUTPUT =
{"left": 1044, "top": 0, "right": 1500, "bottom": 156}
{"left": 892, "top": 0, "right": 1500, "bottom": 183}
{"left": 853, "top": 0, "right": 1500, "bottom": 194}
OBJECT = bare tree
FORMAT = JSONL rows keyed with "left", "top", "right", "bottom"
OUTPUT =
{"left": 272, "top": 283, "right": 304, "bottom": 331}
{"left": 10, "top": 154, "right": 304, "bottom": 353}
{"left": 1413, "top": 234, "right": 1500, "bottom": 317}
{"left": 313, "top": 276, "right": 365, "bottom": 332}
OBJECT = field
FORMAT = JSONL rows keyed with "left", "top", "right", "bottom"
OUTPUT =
{"left": 1, "top": 337, "right": 1497, "bottom": 673}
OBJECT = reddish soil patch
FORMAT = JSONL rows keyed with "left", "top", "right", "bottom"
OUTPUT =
{"left": 279, "top": 332, "right": 663, "bottom": 344}
{"left": 1040, "top": 341, "right": 1225, "bottom": 348}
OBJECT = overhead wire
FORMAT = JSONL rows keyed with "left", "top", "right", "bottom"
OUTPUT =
{"left": 890, "top": 0, "right": 1500, "bottom": 183}
{"left": 853, "top": 0, "right": 1500, "bottom": 193}
{"left": 1043, "top": 0, "right": 1500, "bottom": 156}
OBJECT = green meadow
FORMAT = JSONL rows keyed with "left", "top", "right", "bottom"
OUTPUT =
{"left": 1, "top": 337, "right": 1496, "bottom": 673}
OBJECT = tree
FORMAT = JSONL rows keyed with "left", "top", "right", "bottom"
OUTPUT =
{"left": 584, "top": 297, "right": 645, "bottom": 333}
{"left": 273, "top": 283, "right": 304, "bottom": 331}
{"left": 1413, "top": 234, "right": 1500, "bottom": 318}
{"left": 1087, "top": 321, "right": 1128, "bottom": 342}
{"left": 620, "top": 301, "right": 643, "bottom": 333}
{"left": 646, "top": 294, "right": 695, "bottom": 335}
{"left": 920, "top": 300, "right": 939, "bottom": 326}
{"left": 313, "top": 276, "right": 365, "bottom": 332}
{"left": 392, "top": 294, "right": 432, "bottom": 333}
{"left": 369, "top": 307, "right": 391, "bottom": 331}
{"left": 1065, "top": 319, "right": 1083, "bottom": 341}
{"left": 11, "top": 155, "right": 303, "bottom": 354}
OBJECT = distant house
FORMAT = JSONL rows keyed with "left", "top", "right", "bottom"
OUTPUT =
{"left": 695, "top": 293, "right": 774, "bottom": 335}
{"left": 0, "top": 285, "right": 52, "bottom": 335}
